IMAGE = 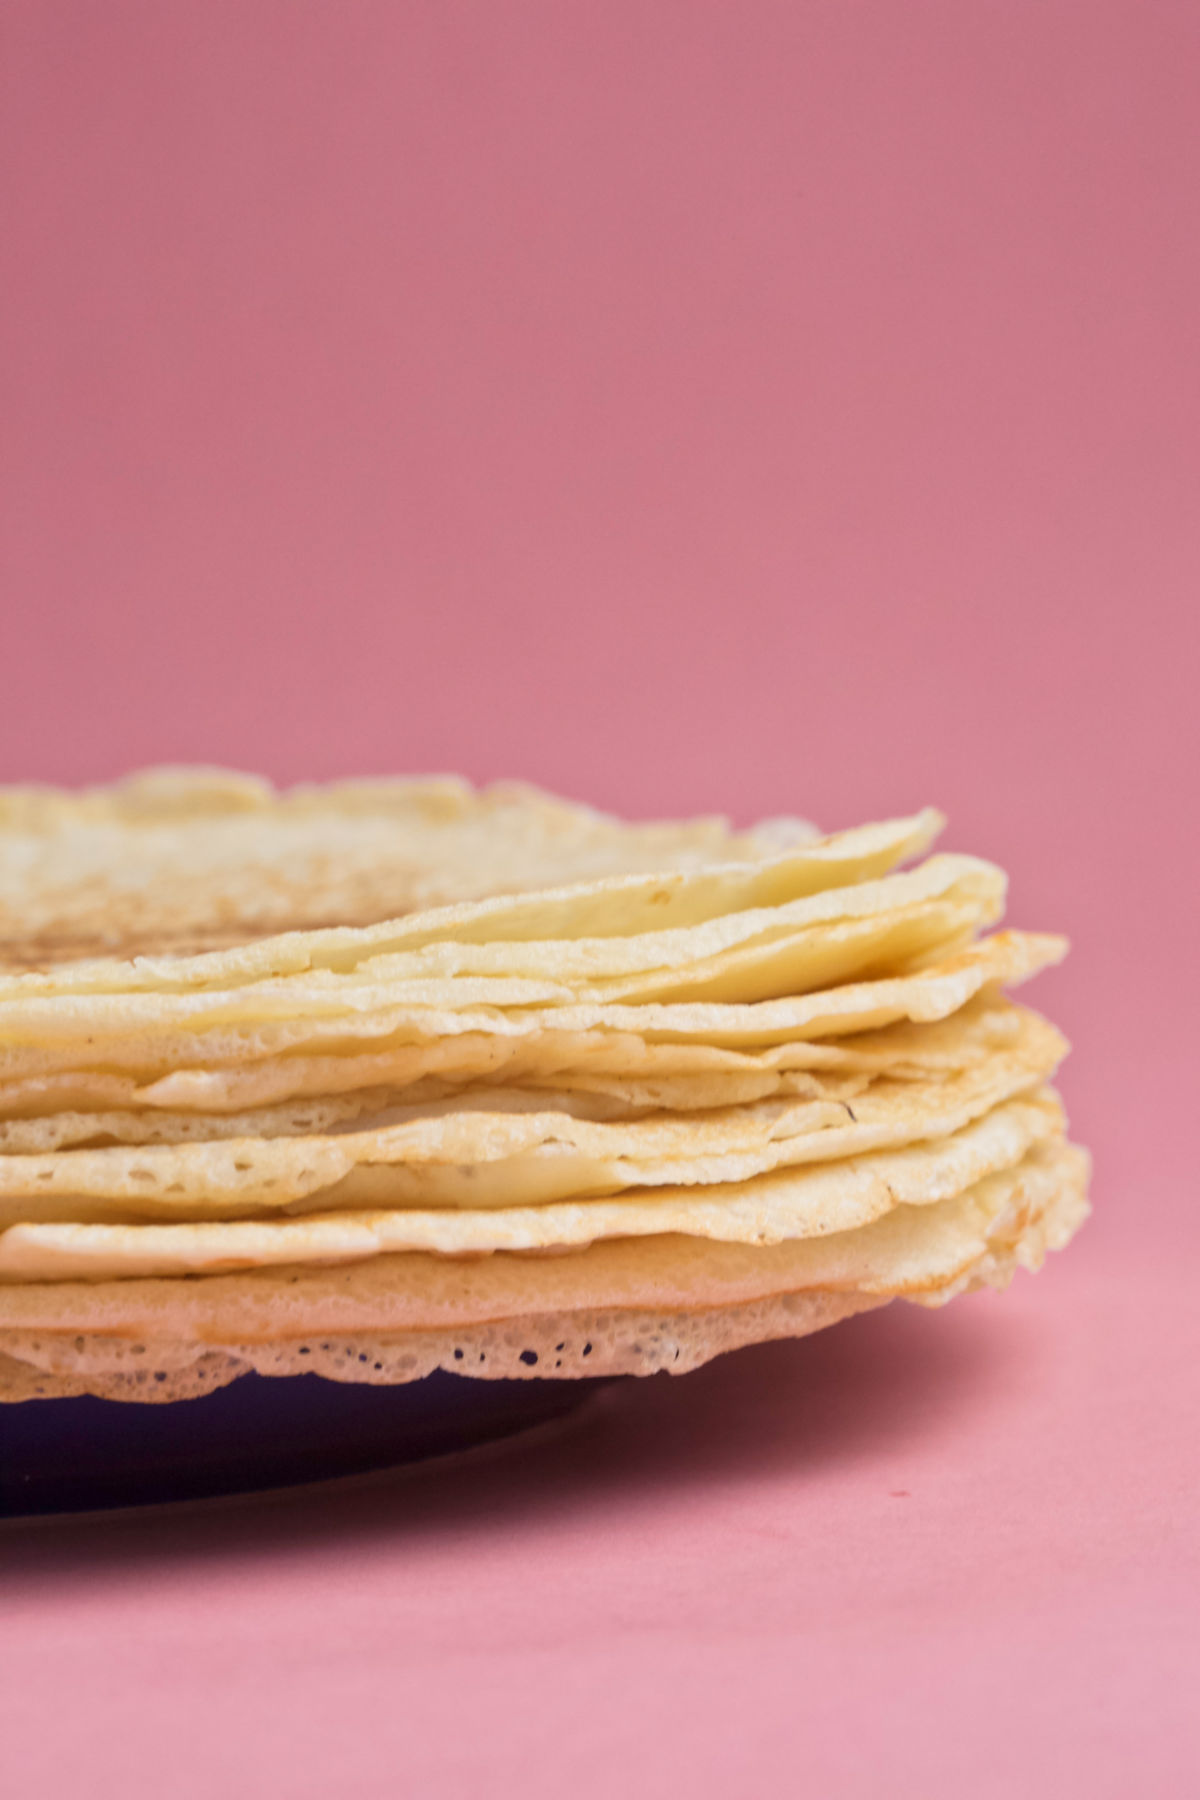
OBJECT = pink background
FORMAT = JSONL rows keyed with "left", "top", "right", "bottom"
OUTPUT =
{"left": 1, "top": 3, "right": 1197, "bottom": 1794}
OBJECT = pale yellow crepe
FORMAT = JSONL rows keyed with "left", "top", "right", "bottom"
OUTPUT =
{"left": 0, "top": 1139, "right": 1090, "bottom": 1400}
{"left": 0, "top": 1090, "right": 1063, "bottom": 1277}
{"left": 0, "top": 770, "right": 823, "bottom": 967}
{"left": 106, "top": 929, "right": 1061, "bottom": 1112}
{"left": 0, "top": 926, "right": 1056, "bottom": 1096}
{"left": 0, "top": 772, "right": 1088, "bottom": 1403}
{"left": 0, "top": 805, "right": 938, "bottom": 991}
{"left": 0, "top": 990, "right": 1036, "bottom": 1143}
{"left": 0, "top": 853, "right": 991, "bottom": 1043}
{"left": 0, "top": 1008, "right": 1064, "bottom": 1223}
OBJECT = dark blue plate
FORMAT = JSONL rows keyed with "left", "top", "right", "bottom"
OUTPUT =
{"left": 0, "top": 1372, "right": 607, "bottom": 1515}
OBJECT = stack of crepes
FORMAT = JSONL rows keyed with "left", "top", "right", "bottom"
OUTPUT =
{"left": 0, "top": 770, "right": 1088, "bottom": 1403}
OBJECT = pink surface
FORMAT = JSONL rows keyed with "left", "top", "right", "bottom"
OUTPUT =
{"left": 1, "top": 3, "right": 1196, "bottom": 1794}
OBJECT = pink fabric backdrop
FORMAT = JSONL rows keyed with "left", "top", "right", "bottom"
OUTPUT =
{"left": 1, "top": 4, "right": 1196, "bottom": 1795}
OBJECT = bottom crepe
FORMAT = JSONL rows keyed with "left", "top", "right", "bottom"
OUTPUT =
{"left": 0, "top": 1137, "right": 1088, "bottom": 1405}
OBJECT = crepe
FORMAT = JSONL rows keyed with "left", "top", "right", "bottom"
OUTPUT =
{"left": 0, "top": 1006, "right": 1065, "bottom": 1226}
{"left": 0, "top": 1089, "right": 1065, "bottom": 1274}
{"left": 0, "top": 770, "right": 821, "bottom": 966}
{"left": 0, "top": 771, "right": 1088, "bottom": 1402}
{"left": 0, "top": 1139, "right": 1088, "bottom": 1401}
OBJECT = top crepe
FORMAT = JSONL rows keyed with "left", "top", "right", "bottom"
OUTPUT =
{"left": 0, "top": 769, "right": 826, "bottom": 968}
